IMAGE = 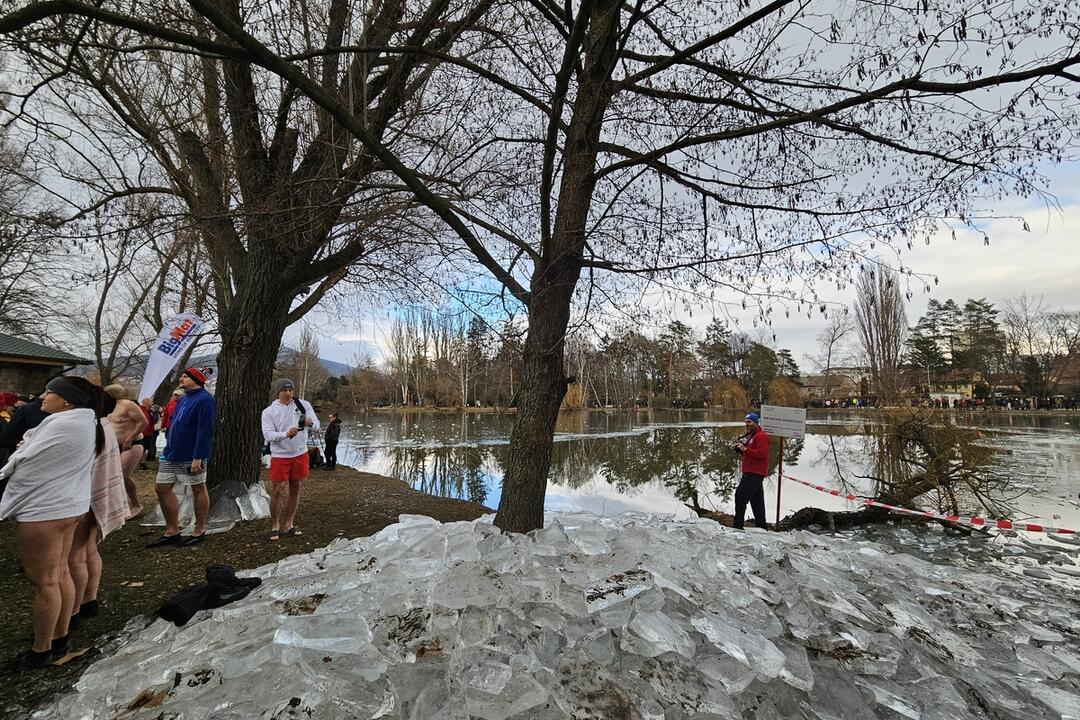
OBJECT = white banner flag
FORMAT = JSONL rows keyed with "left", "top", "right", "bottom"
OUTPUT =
{"left": 137, "top": 313, "right": 205, "bottom": 402}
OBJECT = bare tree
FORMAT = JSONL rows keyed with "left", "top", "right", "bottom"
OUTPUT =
{"left": 337, "top": 354, "right": 390, "bottom": 410}
{"left": 811, "top": 313, "right": 855, "bottom": 377}
{"left": 1001, "top": 294, "right": 1080, "bottom": 396}
{"left": 0, "top": 0, "right": 490, "bottom": 498}
{"left": 854, "top": 268, "right": 908, "bottom": 402}
{"left": 74, "top": 200, "right": 189, "bottom": 385}
{"left": 275, "top": 324, "right": 328, "bottom": 400}
{"left": 0, "top": 73, "right": 67, "bottom": 339}
{"left": 3, "top": 0, "right": 1080, "bottom": 531}
{"left": 385, "top": 319, "right": 412, "bottom": 406}
{"left": 450, "top": 316, "right": 480, "bottom": 408}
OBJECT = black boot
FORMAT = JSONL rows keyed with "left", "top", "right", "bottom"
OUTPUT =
{"left": 12, "top": 648, "right": 51, "bottom": 672}
{"left": 50, "top": 635, "right": 70, "bottom": 658}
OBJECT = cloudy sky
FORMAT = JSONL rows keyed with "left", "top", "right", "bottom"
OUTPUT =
{"left": 296, "top": 167, "right": 1080, "bottom": 371}
{"left": 755, "top": 194, "right": 1080, "bottom": 370}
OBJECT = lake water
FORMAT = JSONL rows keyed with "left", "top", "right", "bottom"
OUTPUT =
{"left": 333, "top": 409, "right": 1080, "bottom": 531}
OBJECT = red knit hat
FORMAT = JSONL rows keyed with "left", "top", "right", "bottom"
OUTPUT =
{"left": 182, "top": 367, "right": 210, "bottom": 386}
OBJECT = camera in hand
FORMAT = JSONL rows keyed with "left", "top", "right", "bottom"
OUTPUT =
{"left": 297, "top": 414, "right": 306, "bottom": 431}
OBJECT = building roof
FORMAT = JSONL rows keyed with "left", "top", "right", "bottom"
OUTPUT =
{"left": 0, "top": 333, "right": 92, "bottom": 365}
{"left": 1051, "top": 352, "right": 1080, "bottom": 385}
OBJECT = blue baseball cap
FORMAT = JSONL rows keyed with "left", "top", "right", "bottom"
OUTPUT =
{"left": 745, "top": 412, "right": 760, "bottom": 423}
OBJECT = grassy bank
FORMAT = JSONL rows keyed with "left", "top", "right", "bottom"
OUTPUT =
{"left": 0, "top": 465, "right": 489, "bottom": 717}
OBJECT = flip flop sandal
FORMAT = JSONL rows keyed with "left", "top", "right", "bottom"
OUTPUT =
{"left": 146, "top": 534, "right": 184, "bottom": 548}
{"left": 268, "top": 530, "right": 281, "bottom": 542}
{"left": 284, "top": 527, "right": 303, "bottom": 537}
{"left": 182, "top": 534, "right": 207, "bottom": 547}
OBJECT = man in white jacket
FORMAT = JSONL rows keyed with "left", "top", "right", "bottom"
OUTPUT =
{"left": 261, "top": 378, "right": 319, "bottom": 541}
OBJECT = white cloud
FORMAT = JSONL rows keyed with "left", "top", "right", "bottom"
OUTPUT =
{"left": 667, "top": 197, "right": 1080, "bottom": 365}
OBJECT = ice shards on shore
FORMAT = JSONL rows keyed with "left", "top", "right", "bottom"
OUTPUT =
{"left": 36, "top": 512, "right": 1080, "bottom": 720}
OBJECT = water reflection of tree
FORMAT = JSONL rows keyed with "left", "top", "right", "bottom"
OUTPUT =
{"left": 811, "top": 414, "right": 1014, "bottom": 517}
{"left": 386, "top": 446, "right": 489, "bottom": 506}
{"left": 344, "top": 445, "right": 381, "bottom": 469}
{"left": 544, "top": 428, "right": 796, "bottom": 508}
{"left": 378, "top": 423, "right": 804, "bottom": 511}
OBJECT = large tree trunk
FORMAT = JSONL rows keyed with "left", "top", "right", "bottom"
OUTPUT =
{"left": 494, "top": 262, "right": 580, "bottom": 533}
{"left": 492, "top": 0, "right": 619, "bottom": 533}
{"left": 206, "top": 275, "right": 293, "bottom": 504}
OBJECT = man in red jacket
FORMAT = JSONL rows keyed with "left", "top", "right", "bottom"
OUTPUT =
{"left": 733, "top": 412, "right": 770, "bottom": 530}
{"left": 159, "top": 388, "right": 182, "bottom": 431}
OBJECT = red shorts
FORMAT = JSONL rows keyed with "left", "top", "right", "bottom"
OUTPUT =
{"left": 269, "top": 453, "right": 310, "bottom": 482}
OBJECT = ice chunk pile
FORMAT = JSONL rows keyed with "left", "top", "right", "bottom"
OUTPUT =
{"left": 39, "top": 513, "right": 1080, "bottom": 719}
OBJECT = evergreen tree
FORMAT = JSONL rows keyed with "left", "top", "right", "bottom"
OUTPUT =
{"left": 905, "top": 312, "right": 948, "bottom": 376}
{"left": 698, "top": 318, "right": 735, "bottom": 381}
{"left": 742, "top": 343, "right": 778, "bottom": 405}
{"left": 657, "top": 321, "right": 698, "bottom": 399}
{"left": 776, "top": 349, "right": 800, "bottom": 380}
{"left": 926, "top": 299, "right": 963, "bottom": 366}
{"left": 959, "top": 298, "right": 1005, "bottom": 376}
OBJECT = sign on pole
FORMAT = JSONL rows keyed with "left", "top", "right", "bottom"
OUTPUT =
{"left": 137, "top": 313, "right": 205, "bottom": 402}
{"left": 759, "top": 405, "right": 806, "bottom": 530}
{"left": 759, "top": 404, "right": 807, "bottom": 439}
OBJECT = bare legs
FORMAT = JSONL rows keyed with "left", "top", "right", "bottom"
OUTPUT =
{"left": 284, "top": 479, "right": 302, "bottom": 531}
{"left": 268, "top": 479, "right": 303, "bottom": 533}
{"left": 156, "top": 481, "right": 209, "bottom": 538}
{"left": 155, "top": 482, "right": 181, "bottom": 537}
{"left": 268, "top": 481, "right": 285, "bottom": 533}
{"left": 120, "top": 446, "right": 144, "bottom": 518}
{"left": 190, "top": 483, "right": 208, "bottom": 537}
{"left": 68, "top": 513, "right": 101, "bottom": 613}
{"left": 17, "top": 517, "right": 80, "bottom": 652}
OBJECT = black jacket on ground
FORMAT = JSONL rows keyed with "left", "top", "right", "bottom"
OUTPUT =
{"left": 157, "top": 565, "right": 262, "bottom": 627}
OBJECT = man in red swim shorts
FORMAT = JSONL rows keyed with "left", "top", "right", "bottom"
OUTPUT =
{"left": 261, "top": 378, "right": 319, "bottom": 541}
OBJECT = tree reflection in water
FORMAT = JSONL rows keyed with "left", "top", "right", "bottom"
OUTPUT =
{"left": 386, "top": 446, "right": 490, "bottom": 506}
{"left": 338, "top": 411, "right": 1052, "bottom": 522}
{"left": 374, "top": 426, "right": 803, "bottom": 512}
{"left": 812, "top": 414, "right": 1013, "bottom": 517}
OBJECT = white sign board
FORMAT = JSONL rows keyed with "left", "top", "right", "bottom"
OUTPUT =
{"left": 759, "top": 405, "right": 806, "bottom": 439}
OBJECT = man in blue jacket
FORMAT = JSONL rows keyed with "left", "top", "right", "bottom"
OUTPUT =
{"left": 149, "top": 367, "right": 217, "bottom": 547}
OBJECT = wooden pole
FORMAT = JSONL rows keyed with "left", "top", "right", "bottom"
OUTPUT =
{"left": 775, "top": 436, "right": 784, "bottom": 530}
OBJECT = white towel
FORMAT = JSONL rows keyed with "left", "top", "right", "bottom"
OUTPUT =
{"left": 0, "top": 408, "right": 96, "bottom": 522}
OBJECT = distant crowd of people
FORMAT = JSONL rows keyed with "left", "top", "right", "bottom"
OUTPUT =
{"left": 919, "top": 395, "right": 1080, "bottom": 410}
{"left": 0, "top": 368, "right": 339, "bottom": 671}
{"left": 804, "top": 395, "right": 1080, "bottom": 410}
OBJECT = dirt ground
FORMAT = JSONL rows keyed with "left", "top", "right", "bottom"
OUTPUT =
{"left": 0, "top": 465, "right": 490, "bottom": 718}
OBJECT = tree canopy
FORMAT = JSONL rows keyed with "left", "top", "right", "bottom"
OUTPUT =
{"left": 3, "top": 0, "right": 1080, "bottom": 529}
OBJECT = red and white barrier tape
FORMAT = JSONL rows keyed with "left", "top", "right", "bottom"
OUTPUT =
{"left": 784, "top": 475, "right": 1078, "bottom": 535}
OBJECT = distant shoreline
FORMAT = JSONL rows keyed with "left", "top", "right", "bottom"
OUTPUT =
{"left": 805, "top": 406, "right": 1080, "bottom": 417}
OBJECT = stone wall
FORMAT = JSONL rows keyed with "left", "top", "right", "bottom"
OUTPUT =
{"left": 0, "top": 362, "right": 64, "bottom": 394}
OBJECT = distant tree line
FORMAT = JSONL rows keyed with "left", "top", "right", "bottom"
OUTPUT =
{"left": 303, "top": 314, "right": 802, "bottom": 411}
{"left": 904, "top": 295, "right": 1080, "bottom": 398}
